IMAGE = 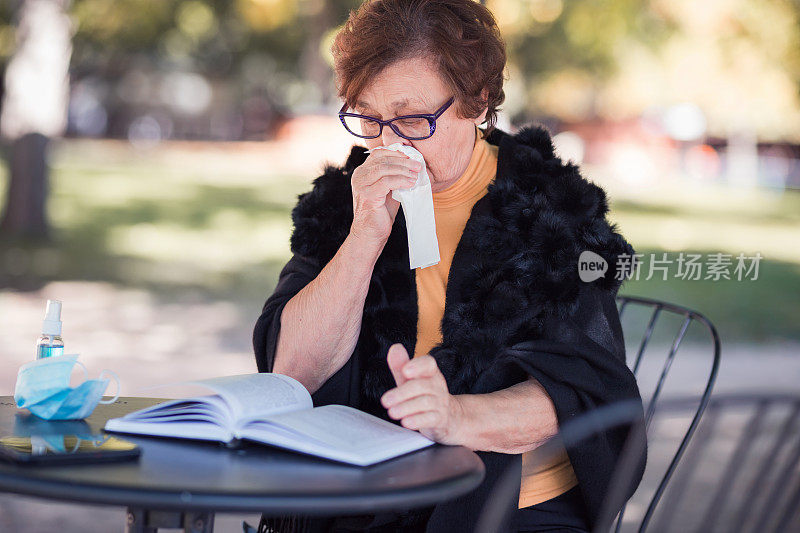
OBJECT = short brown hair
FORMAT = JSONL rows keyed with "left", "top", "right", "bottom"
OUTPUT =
{"left": 331, "top": 0, "right": 507, "bottom": 139}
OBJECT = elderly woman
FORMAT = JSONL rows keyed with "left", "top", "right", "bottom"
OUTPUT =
{"left": 253, "top": 1, "right": 646, "bottom": 532}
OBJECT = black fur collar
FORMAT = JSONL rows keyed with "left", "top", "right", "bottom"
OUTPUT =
{"left": 289, "top": 125, "right": 634, "bottom": 419}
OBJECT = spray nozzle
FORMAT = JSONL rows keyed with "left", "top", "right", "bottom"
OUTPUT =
{"left": 42, "top": 299, "right": 62, "bottom": 336}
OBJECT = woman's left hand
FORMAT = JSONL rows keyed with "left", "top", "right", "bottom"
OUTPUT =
{"left": 380, "top": 343, "right": 466, "bottom": 445}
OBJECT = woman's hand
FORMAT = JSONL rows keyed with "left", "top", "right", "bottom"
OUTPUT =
{"left": 380, "top": 343, "right": 466, "bottom": 445}
{"left": 350, "top": 150, "right": 423, "bottom": 246}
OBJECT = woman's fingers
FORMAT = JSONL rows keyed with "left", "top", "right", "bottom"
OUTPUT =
{"left": 381, "top": 376, "right": 442, "bottom": 408}
{"left": 358, "top": 162, "right": 420, "bottom": 188}
{"left": 387, "top": 343, "right": 410, "bottom": 387}
{"left": 401, "top": 354, "right": 439, "bottom": 380}
{"left": 386, "top": 394, "right": 438, "bottom": 420}
{"left": 370, "top": 149, "right": 420, "bottom": 167}
{"left": 351, "top": 152, "right": 418, "bottom": 206}
{"left": 348, "top": 149, "right": 422, "bottom": 244}
{"left": 355, "top": 152, "right": 421, "bottom": 187}
{"left": 362, "top": 175, "right": 417, "bottom": 200}
{"left": 399, "top": 411, "right": 441, "bottom": 432}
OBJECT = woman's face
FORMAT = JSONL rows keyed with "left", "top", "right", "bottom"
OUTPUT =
{"left": 355, "top": 55, "right": 487, "bottom": 193}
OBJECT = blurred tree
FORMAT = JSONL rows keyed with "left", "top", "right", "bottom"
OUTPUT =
{"left": 0, "top": 0, "right": 798, "bottom": 144}
{"left": 298, "top": 0, "right": 336, "bottom": 107}
{"left": 0, "top": 0, "right": 73, "bottom": 240}
{"left": 489, "top": 0, "right": 800, "bottom": 139}
{"left": 487, "top": 0, "right": 679, "bottom": 123}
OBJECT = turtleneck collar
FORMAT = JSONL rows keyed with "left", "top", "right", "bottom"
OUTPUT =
{"left": 431, "top": 124, "right": 498, "bottom": 209}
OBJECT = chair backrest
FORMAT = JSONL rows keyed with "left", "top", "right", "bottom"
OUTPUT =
{"left": 472, "top": 295, "right": 721, "bottom": 533}
{"left": 640, "top": 394, "right": 800, "bottom": 533}
{"left": 613, "top": 295, "right": 721, "bottom": 532}
{"left": 473, "top": 400, "right": 649, "bottom": 533}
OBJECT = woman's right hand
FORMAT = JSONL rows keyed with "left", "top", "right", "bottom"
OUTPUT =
{"left": 350, "top": 149, "right": 423, "bottom": 246}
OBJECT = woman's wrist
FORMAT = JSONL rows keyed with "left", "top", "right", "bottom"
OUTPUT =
{"left": 450, "top": 392, "right": 522, "bottom": 452}
{"left": 346, "top": 226, "right": 387, "bottom": 264}
{"left": 449, "top": 394, "right": 485, "bottom": 450}
{"left": 447, "top": 380, "right": 559, "bottom": 454}
{"left": 448, "top": 394, "right": 473, "bottom": 447}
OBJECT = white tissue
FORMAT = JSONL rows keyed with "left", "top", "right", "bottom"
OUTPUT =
{"left": 365, "top": 143, "right": 440, "bottom": 269}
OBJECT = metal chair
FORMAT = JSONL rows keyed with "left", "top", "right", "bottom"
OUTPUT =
{"left": 639, "top": 393, "right": 800, "bottom": 533}
{"left": 474, "top": 399, "right": 650, "bottom": 533}
{"left": 474, "top": 295, "right": 721, "bottom": 533}
{"left": 612, "top": 295, "right": 721, "bottom": 532}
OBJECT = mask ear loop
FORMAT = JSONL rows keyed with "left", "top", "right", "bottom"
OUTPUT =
{"left": 90, "top": 434, "right": 112, "bottom": 447}
{"left": 68, "top": 436, "right": 82, "bottom": 453}
{"left": 97, "top": 370, "right": 120, "bottom": 404}
{"left": 72, "top": 359, "right": 90, "bottom": 383}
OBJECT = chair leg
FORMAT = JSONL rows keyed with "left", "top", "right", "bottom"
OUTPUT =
{"left": 126, "top": 509, "right": 157, "bottom": 533}
{"left": 125, "top": 508, "right": 214, "bottom": 533}
{"left": 184, "top": 512, "right": 214, "bottom": 533}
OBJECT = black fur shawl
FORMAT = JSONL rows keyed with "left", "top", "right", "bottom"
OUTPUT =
{"left": 287, "top": 124, "right": 635, "bottom": 409}
{"left": 253, "top": 124, "right": 646, "bottom": 531}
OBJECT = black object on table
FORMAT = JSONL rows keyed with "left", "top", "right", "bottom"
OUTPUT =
{"left": 0, "top": 396, "right": 485, "bottom": 532}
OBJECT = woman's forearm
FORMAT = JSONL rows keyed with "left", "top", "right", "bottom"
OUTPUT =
{"left": 453, "top": 376, "right": 560, "bottom": 454}
{"left": 273, "top": 231, "right": 383, "bottom": 394}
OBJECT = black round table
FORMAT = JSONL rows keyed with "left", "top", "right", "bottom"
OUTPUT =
{"left": 0, "top": 397, "right": 485, "bottom": 532}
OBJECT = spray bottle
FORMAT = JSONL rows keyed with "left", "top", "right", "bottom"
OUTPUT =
{"left": 36, "top": 299, "right": 64, "bottom": 359}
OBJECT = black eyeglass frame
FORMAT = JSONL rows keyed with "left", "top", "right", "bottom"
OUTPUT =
{"left": 338, "top": 96, "right": 455, "bottom": 140}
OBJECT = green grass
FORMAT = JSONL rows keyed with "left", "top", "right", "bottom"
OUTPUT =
{"left": 1, "top": 140, "right": 798, "bottom": 343}
{"left": 601, "top": 174, "right": 800, "bottom": 344}
{"left": 0, "top": 140, "right": 308, "bottom": 309}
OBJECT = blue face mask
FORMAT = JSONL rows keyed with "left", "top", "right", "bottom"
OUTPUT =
{"left": 14, "top": 354, "right": 119, "bottom": 420}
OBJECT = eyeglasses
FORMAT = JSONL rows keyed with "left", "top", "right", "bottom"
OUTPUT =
{"left": 338, "top": 96, "right": 455, "bottom": 140}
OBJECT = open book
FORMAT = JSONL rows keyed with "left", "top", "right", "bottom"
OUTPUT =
{"left": 104, "top": 373, "right": 435, "bottom": 466}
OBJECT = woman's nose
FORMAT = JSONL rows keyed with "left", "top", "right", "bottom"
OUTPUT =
{"left": 381, "top": 125, "right": 410, "bottom": 147}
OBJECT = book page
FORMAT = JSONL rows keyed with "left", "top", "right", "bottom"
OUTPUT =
{"left": 198, "top": 373, "right": 313, "bottom": 421}
{"left": 239, "top": 405, "right": 435, "bottom": 466}
{"left": 104, "top": 417, "right": 232, "bottom": 442}
{"left": 104, "top": 394, "right": 236, "bottom": 440}
{"left": 104, "top": 374, "right": 312, "bottom": 442}
{"left": 120, "top": 395, "right": 229, "bottom": 421}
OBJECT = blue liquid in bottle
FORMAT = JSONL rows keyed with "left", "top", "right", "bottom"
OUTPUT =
{"left": 36, "top": 334, "right": 64, "bottom": 359}
{"left": 37, "top": 343, "right": 64, "bottom": 359}
{"left": 37, "top": 300, "right": 65, "bottom": 359}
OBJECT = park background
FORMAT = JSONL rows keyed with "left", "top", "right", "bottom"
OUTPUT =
{"left": 0, "top": 0, "right": 798, "bottom": 531}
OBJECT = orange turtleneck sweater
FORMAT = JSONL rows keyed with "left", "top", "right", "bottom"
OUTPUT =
{"left": 413, "top": 124, "right": 579, "bottom": 508}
